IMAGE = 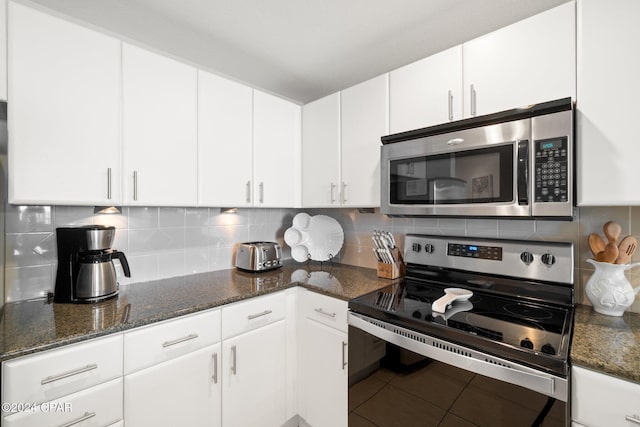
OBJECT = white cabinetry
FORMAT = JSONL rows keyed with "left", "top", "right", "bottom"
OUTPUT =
{"left": 221, "top": 292, "right": 288, "bottom": 426}
{"left": 463, "top": 2, "right": 575, "bottom": 117}
{"left": 8, "top": 1, "right": 121, "bottom": 205}
{"left": 576, "top": 0, "right": 640, "bottom": 205}
{"left": 122, "top": 43, "right": 198, "bottom": 206}
{"left": 253, "top": 90, "right": 301, "bottom": 207}
{"left": 390, "top": 46, "right": 463, "bottom": 133}
{"left": 302, "top": 93, "right": 341, "bottom": 207}
{"left": 2, "top": 334, "right": 123, "bottom": 426}
{"left": 0, "top": 0, "right": 7, "bottom": 101}
{"left": 298, "top": 288, "right": 348, "bottom": 427}
{"left": 123, "top": 309, "right": 221, "bottom": 427}
{"left": 340, "top": 74, "right": 389, "bottom": 207}
{"left": 198, "top": 70, "right": 253, "bottom": 207}
{"left": 572, "top": 366, "right": 640, "bottom": 427}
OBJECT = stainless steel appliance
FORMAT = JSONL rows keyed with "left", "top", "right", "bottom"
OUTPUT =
{"left": 54, "top": 225, "right": 131, "bottom": 303}
{"left": 235, "top": 241, "right": 282, "bottom": 272}
{"left": 349, "top": 234, "right": 575, "bottom": 425}
{"left": 381, "top": 98, "right": 574, "bottom": 218}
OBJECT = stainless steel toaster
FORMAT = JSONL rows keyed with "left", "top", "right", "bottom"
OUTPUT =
{"left": 235, "top": 241, "right": 282, "bottom": 272}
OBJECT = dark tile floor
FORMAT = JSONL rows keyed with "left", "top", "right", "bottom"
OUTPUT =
{"left": 349, "top": 361, "right": 565, "bottom": 427}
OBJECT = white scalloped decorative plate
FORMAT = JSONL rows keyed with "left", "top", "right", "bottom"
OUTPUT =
{"left": 284, "top": 213, "right": 344, "bottom": 262}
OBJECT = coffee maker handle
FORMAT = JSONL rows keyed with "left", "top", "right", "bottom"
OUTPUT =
{"left": 113, "top": 251, "right": 131, "bottom": 278}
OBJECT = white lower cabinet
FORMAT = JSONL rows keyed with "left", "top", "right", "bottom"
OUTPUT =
{"left": 297, "top": 289, "right": 348, "bottom": 427}
{"left": 572, "top": 365, "right": 640, "bottom": 427}
{"left": 124, "top": 344, "right": 221, "bottom": 427}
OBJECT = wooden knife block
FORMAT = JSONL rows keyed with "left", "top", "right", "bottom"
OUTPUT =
{"left": 377, "top": 247, "right": 405, "bottom": 279}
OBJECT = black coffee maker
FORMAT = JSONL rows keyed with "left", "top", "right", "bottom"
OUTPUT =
{"left": 54, "top": 225, "right": 131, "bottom": 303}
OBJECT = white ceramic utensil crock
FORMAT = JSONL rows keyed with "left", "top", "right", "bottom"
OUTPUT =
{"left": 585, "top": 259, "right": 640, "bottom": 316}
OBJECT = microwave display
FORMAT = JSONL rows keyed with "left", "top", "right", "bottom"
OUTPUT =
{"left": 389, "top": 144, "right": 514, "bottom": 205}
{"left": 534, "top": 136, "right": 568, "bottom": 203}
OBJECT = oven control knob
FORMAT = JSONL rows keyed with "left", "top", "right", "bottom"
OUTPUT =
{"left": 412, "top": 243, "right": 422, "bottom": 252}
{"left": 541, "top": 253, "right": 556, "bottom": 266}
{"left": 541, "top": 343, "right": 556, "bottom": 355}
{"left": 520, "top": 338, "right": 534, "bottom": 350}
{"left": 424, "top": 244, "right": 434, "bottom": 253}
{"left": 520, "top": 251, "right": 534, "bottom": 265}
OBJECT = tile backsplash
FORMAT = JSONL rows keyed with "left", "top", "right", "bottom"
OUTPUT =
{"left": 5, "top": 204, "right": 640, "bottom": 313}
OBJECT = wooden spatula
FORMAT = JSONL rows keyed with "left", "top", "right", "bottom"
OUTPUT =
{"left": 596, "top": 242, "right": 619, "bottom": 263}
{"left": 603, "top": 221, "right": 622, "bottom": 244}
{"left": 588, "top": 233, "right": 607, "bottom": 258}
{"left": 615, "top": 235, "right": 638, "bottom": 264}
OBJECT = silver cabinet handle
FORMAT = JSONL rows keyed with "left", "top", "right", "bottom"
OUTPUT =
{"left": 470, "top": 84, "right": 477, "bottom": 116}
{"left": 107, "top": 168, "right": 112, "bottom": 200}
{"left": 212, "top": 352, "right": 218, "bottom": 384}
{"left": 41, "top": 364, "right": 98, "bottom": 385}
{"left": 246, "top": 181, "right": 251, "bottom": 203}
{"left": 330, "top": 183, "right": 336, "bottom": 204}
{"left": 314, "top": 308, "right": 336, "bottom": 318}
{"left": 259, "top": 182, "right": 264, "bottom": 203}
{"left": 627, "top": 415, "right": 640, "bottom": 425}
{"left": 342, "top": 341, "right": 347, "bottom": 370}
{"left": 448, "top": 90, "right": 453, "bottom": 121}
{"left": 341, "top": 182, "right": 347, "bottom": 204}
{"left": 247, "top": 310, "right": 272, "bottom": 320}
{"left": 231, "top": 345, "right": 237, "bottom": 375}
{"left": 162, "top": 333, "right": 198, "bottom": 348}
{"left": 58, "top": 412, "right": 96, "bottom": 427}
{"left": 133, "top": 170, "right": 138, "bottom": 201}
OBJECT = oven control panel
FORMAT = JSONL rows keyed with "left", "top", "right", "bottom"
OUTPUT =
{"left": 447, "top": 243, "right": 502, "bottom": 260}
{"left": 534, "top": 136, "right": 568, "bottom": 203}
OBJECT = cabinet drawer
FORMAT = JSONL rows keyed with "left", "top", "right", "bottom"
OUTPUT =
{"left": 221, "top": 291, "right": 286, "bottom": 339}
{"left": 3, "top": 377, "right": 122, "bottom": 427}
{"left": 572, "top": 366, "right": 640, "bottom": 427}
{"left": 124, "top": 309, "right": 220, "bottom": 374}
{"left": 299, "top": 289, "right": 348, "bottom": 333}
{"left": 2, "top": 335, "right": 122, "bottom": 408}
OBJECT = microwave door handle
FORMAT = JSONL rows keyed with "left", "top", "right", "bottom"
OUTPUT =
{"left": 517, "top": 140, "right": 529, "bottom": 205}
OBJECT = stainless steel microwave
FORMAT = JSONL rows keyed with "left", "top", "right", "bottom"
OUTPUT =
{"left": 380, "top": 98, "right": 574, "bottom": 219}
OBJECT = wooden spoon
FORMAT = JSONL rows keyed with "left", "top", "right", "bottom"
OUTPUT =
{"left": 603, "top": 221, "right": 622, "bottom": 244}
{"left": 615, "top": 235, "right": 638, "bottom": 264}
{"left": 596, "top": 242, "right": 619, "bottom": 263}
{"left": 588, "top": 233, "right": 607, "bottom": 258}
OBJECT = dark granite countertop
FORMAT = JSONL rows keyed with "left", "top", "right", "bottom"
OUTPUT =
{"left": 571, "top": 304, "right": 640, "bottom": 384}
{"left": 0, "top": 261, "right": 394, "bottom": 362}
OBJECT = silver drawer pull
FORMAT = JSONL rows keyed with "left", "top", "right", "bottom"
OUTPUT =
{"left": 342, "top": 341, "right": 348, "bottom": 370}
{"left": 247, "top": 310, "right": 272, "bottom": 320}
{"left": 41, "top": 364, "right": 98, "bottom": 385}
{"left": 314, "top": 308, "right": 336, "bottom": 318}
{"left": 627, "top": 415, "right": 640, "bottom": 425}
{"left": 58, "top": 411, "right": 96, "bottom": 427}
{"left": 212, "top": 352, "right": 218, "bottom": 384}
{"left": 162, "top": 333, "right": 199, "bottom": 348}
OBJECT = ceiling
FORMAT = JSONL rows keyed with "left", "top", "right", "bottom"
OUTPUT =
{"left": 28, "top": 0, "right": 570, "bottom": 104}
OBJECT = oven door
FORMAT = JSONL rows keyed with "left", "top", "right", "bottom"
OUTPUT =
{"left": 381, "top": 118, "right": 531, "bottom": 217}
{"left": 348, "top": 312, "right": 569, "bottom": 426}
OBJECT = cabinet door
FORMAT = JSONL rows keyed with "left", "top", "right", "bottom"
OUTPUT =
{"left": 301, "top": 92, "right": 341, "bottom": 207}
{"left": 122, "top": 43, "right": 197, "bottom": 206}
{"left": 222, "top": 320, "right": 286, "bottom": 427}
{"left": 576, "top": 0, "right": 640, "bottom": 205}
{"left": 198, "top": 70, "right": 253, "bottom": 207}
{"left": 463, "top": 2, "right": 575, "bottom": 117}
{"left": 299, "top": 318, "right": 347, "bottom": 427}
{"left": 390, "top": 46, "right": 463, "bottom": 133}
{"left": 253, "top": 90, "right": 301, "bottom": 207}
{"left": 124, "top": 343, "right": 221, "bottom": 427}
{"left": 0, "top": 0, "right": 7, "bottom": 101}
{"left": 340, "top": 74, "right": 389, "bottom": 207}
{"left": 8, "top": 2, "right": 121, "bottom": 205}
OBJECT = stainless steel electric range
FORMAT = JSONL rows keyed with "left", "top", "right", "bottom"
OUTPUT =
{"left": 348, "top": 234, "right": 574, "bottom": 424}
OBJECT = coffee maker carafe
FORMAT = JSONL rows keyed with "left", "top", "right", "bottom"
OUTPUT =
{"left": 54, "top": 225, "right": 131, "bottom": 303}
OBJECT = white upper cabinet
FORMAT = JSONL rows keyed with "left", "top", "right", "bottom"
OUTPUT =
{"left": 302, "top": 92, "right": 341, "bottom": 207}
{"left": 463, "top": 1, "right": 575, "bottom": 117}
{"left": 0, "top": 0, "right": 7, "bottom": 101}
{"left": 576, "top": 0, "right": 640, "bottom": 205}
{"left": 8, "top": 2, "right": 121, "bottom": 205}
{"left": 390, "top": 46, "right": 463, "bottom": 133}
{"left": 253, "top": 90, "right": 301, "bottom": 207}
{"left": 341, "top": 74, "right": 388, "bottom": 207}
{"left": 122, "top": 43, "right": 198, "bottom": 206}
{"left": 198, "top": 70, "right": 253, "bottom": 207}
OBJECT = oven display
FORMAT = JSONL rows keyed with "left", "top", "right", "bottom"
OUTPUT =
{"left": 447, "top": 243, "right": 502, "bottom": 260}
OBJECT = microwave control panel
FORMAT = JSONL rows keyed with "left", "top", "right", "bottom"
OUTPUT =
{"left": 534, "top": 137, "right": 568, "bottom": 203}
